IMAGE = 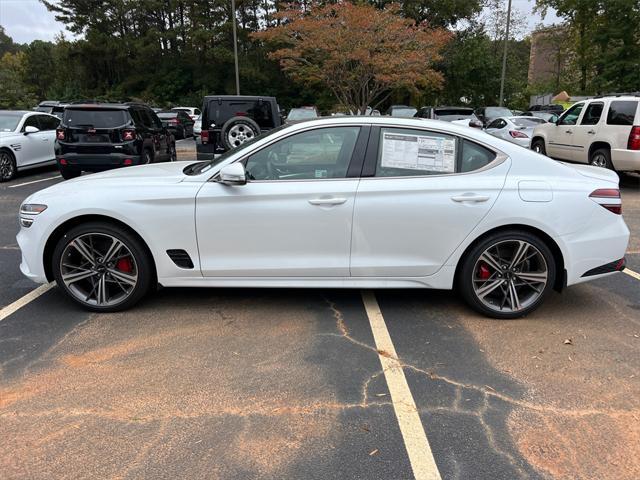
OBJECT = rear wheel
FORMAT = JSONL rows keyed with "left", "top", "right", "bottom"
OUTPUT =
{"left": 0, "top": 150, "right": 17, "bottom": 182}
{"left": 531, "top": 138, "right": 546, "bottom": 155}
{"left": 589, "top": 147, "right": 613, "bottom": 170}
{"left": 458, "top": 230, "right": 556, "bottom": 319}
{"left": 52, "top": 222, "right": 153, "bottom": 312}
{"left": 60, "top": 167, "right": 81, "bottom": 180}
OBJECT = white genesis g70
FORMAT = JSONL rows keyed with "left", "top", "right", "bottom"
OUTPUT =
{"left": 17, "top": 117, "right": 629, "bottom": 318}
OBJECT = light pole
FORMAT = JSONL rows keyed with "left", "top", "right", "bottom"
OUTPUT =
{"left": 499, "top": 0, "right": 512, "bottom": 107}
{"left": 231, "top": 0, "right": 240, "bottom": 95}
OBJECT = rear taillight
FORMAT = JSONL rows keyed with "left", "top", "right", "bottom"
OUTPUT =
{"left": 590, "top": 188, "right": 622, "bottom": 215}
{"left": 628, "top": 126, "right": 640, "bottom": 150}
{"left": 171, "top": 118, "right": 179, "bottom": 125}
{"left": 56, "top": 128, "right": 65, "bottom": 140}
{"left": 509, "top": 130, "right": 529, "bottom": 138}
{"left": 201, "top": 130, "right": 209, "bottom": 144}
{"left": 122, "top": 129, "right": 136, "bottom": 141}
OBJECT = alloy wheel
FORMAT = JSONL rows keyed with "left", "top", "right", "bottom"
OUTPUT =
{"left": 0, "top": 152, "right": 15, "bottom": 181}
{"left": 60, "top": 233, "right": 138, "bottom": 307}
{"left": 227, "top": 124, "right": 255, "bottom": 148}
{"left": 472, "top": 240, "right": 548, "bottom": 314}
{"left": 590, "top": 153, "right": 607, "bottom": 168}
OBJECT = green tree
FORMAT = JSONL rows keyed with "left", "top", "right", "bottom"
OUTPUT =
{"left": 0, "top": 52, "right": 38, "bottom": 109}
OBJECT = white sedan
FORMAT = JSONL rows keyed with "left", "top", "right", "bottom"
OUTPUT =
{"left": 485, "top": 116, "right": 547, "bottom": 148}
{"left": 1, "top": 110, "right": 60, "bottom": 182}
{"left": 17, "top": 117, "right": 629, "bottom": 318}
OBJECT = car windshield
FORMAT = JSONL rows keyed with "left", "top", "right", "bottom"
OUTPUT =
{"left": 486, "top": 107, "right": 513, "bottom": 117}
{"left": 511, "top": 117, "right": 546, "bottom": 127}
{"left": 390, "top": 107, "right": 418, "bottom": 117}
{"left": 63, "top": 108, "right": 129, "bottom": 128}
{"left": 287, "top": 108, "right": 318, "bottom": 120}
{"left": 185, "top": 123, "right": 290, "bottom": 176}
{"left": 0, "top": 113, "right": 22, "bottom": 131}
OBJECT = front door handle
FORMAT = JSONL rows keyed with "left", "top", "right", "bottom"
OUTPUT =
{"left": 451, "top": 194, "right": 490, "bottom": 203}
{"left": 308, "top": 197, "right": 347, "bottom": 206}
{"left": 565, "top": 130, "right": 573, "bottom": 134}
{"left": 587, "top": 130, "right": 596, "bottom": 134}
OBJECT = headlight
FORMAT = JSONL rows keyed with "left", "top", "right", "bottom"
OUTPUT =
{"left": 19, "top": 203, "right": 47, "bottom": 228}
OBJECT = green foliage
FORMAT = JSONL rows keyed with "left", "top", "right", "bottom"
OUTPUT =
{"left": 0, "top": 52, "right": 38, "bottom": 109}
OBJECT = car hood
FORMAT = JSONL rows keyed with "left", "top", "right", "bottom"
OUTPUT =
{"left": 561, "top": 162, "right": 619, "bottom": 184}
{"left": 0, "top": 131, "right": 20, "bottom": 140}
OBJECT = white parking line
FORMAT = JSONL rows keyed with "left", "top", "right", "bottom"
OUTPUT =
{"left": 624, "top": 267, "right": 640, "bottom": 281}
{"left": 361, "top": 291, "right": 442, "bottom": 480}
{"left": 0, "top": 283, "right": 54, "bottom": 322}
{"left": 8, "top": 175, "right": 61, "bottom": 188}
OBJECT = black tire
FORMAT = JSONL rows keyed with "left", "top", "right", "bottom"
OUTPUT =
{"left": 142, "top": 148, "right": 153, "bottom": 164}
{"left": 0, "top": 149, "right": 17, "bottom": 182}
{"left": 60, "top": 167, "right": 81, "bottom": 180}
{"left": 176, "top": 127, "right": 185, "bottom": 140}
{"left": 589, "top": 147, "right": 613, "bottom": 170}
{"left": 458, "top": 230, "right": 556, "bottom": 319}
{"left": 221, "top": 116, "right": 260, "bottom": 150}
{"left": 531, "top": 138, "right": 546, "bottom": 155}
{"left": 52, "top": 222, "right": 153, "bottom": 312}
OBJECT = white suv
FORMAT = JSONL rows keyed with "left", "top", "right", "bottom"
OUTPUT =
{"left": 531, "top": 95, "right": 640, "bottom": 172}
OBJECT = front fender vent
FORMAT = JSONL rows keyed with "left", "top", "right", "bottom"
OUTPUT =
{"left": 167, "top": 249, "right": 194, "bottom": 269}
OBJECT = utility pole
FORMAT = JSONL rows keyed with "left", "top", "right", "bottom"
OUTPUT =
{"left": 499, "top": 0, "right": 512, "bottom": 107}
{"left": 231, "top": 0, "right": 240, "bottom": 95}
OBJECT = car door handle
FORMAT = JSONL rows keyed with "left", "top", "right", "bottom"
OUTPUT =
{"left": 587, "top": 130, "right": 596, "bottom": 134}
{"left": 308, "top": 197, "right": 347, "bottom": 206}
{"left": 565, "top": 130, "right": 573, "bottom": 134}
{"left": 451, "top": 194, "right": 490, "bottom": 203}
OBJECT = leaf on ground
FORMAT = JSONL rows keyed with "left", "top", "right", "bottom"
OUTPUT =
{"left": 369, "top": 449, "right": 379, "bottom": 456}
{"left": 563, "top": 338, "right": 573, "bottom": 345}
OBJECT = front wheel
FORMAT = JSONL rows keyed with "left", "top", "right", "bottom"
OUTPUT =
{"left": 458, "top": 231, "right": 556, "bottom": 319}
{"left": 0, "top": 150, "right": 17, "bottom": 182}
{"left": 531, "top": 139, "right": 546, "bottom": 155}
{"left": 52, "top": 222, "right": 153, "bottom": 312}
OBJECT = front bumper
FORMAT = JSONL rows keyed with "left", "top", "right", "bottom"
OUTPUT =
{"left": 57, "top": 153, "right": 143, "bottom": 172}
{"left": 17, "top": 225, "right": 48, "bottom": 284}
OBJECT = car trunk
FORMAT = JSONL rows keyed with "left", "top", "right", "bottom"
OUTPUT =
{"left": 62, "top": 108, "right": 131, "bottom": 153}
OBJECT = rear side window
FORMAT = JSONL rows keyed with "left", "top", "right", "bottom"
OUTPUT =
{"left": 580, "top": 102, "right": 604, "bottom": 125}
{"left": 606, "top": 101, "right": 638, "bottom": 126}
{"left": 37, "top": 115, "right": 60, "bottom": 130}
{"left": 460, "top": 140, "right": 496, "bottom": 173}
{"left": 208, "top": 99, "right": 275, "bottom": 129}
{"left": 63, "top": 109, "right": 129, "bottom": 128}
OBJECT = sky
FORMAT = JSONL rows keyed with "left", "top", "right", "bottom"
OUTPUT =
{"left": 0, "top": 0, "right": 561, "bottom": 45}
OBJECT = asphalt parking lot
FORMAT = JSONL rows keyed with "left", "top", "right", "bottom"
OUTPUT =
{"left": 1, "top": 160, "right": 639, "bottom": 480}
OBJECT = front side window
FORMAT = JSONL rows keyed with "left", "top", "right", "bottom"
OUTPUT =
{"left": 37, "top": 115, "right": 60, "bottom": 130}
{"left": 245, "top": 126, "right": 360, "bottom": 181}
{"left": 558, "top": 103, "right": 584, "bottom": 125}
{"left": 22, "top": 115, "right": 39, "bottom": 131}
{"left": 606, "top": 101, "right": 638, "bottom": 126}
{"left": 580, "top": 102, "right": 604, "bottom": 125}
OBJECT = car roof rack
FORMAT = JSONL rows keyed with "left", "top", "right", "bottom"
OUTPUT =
{"left": 593, "top": 92, "right": 640, "bottom": 98}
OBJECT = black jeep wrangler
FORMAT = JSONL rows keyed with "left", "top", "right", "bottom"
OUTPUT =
{"left": 196, "top": 95, "right": 282, "bottom": 160}
{"left": 55, "top": 102, "right": 176, "bottom": 179}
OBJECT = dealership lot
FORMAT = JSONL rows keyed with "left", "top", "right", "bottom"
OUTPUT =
{"left": 1, "top": 165, "right": 639, "bottom": 479}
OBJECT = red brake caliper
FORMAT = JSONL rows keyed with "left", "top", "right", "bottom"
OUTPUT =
{"left": 116, "top": 257, "right": 133, "bottom": 273}
{"left": 478, "top": 262, "right": 491, "bottom": 280}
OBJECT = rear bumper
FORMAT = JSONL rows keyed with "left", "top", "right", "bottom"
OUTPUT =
{"left": 611, "top": 148, "right": 640, "bottom": 171}
{"left": 57, "top": 153, "right": 143, "bottom": 172}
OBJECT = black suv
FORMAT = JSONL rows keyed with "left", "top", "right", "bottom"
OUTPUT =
{"left": 55, "top": 103, "right": 176, "bottom": 179}
{"left": 196, "top": 95, "right": 282, "bottom": 160}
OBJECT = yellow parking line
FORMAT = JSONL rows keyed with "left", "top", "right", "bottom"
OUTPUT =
{"left": 361, "top": 291, "right": 442, "bottom": 480}
{"left": 0, "top": 283, "right": 53, "bottom": 322}
{"left": 623, "top": 268, "right": 640, "bottom": 281}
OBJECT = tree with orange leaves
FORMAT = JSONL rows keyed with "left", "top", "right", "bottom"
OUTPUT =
{"left": 253, "top": 1, "right": 450, "bottom": 114}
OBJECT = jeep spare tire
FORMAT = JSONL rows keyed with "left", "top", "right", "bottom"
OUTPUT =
{"left": 221, "top": 116, "right": 260, "bottom": 150}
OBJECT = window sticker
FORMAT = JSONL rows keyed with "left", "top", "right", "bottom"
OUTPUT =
{"left": 380, "top": 132, "right": 456, "bottom": 173}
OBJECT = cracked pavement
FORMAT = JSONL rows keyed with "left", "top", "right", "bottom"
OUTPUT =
{"left": 1, "top": 169, "right": 639, "bottom": 479}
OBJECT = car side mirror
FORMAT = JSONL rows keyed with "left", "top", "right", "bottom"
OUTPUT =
{"left": 468, "top": 120, "right": 484, "bottom": 129}
{"left": 218, "top": 163, "right": 247, "bottom": 186}
{"left": 24, "top": 126, "right": 39, "bottom": 135}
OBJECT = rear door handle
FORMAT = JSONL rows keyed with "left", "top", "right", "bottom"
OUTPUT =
{"left": 451, "top": 194, "right": 490, "bottom": 203}
{"left": 308, "top": 197, "right": 347, "bottom": 206}
{"left": 587, "top": 130, "right": 596, "bottom": 134}
{"left": 565, "top": 130, "right": 573, "bottom": 134}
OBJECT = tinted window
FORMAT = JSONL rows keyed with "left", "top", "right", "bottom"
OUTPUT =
{"left": 139, "top": 109, "right": 156, "bottom": 128}
{"left": 558, "top": 103, "right": 584, "bottom": 125}
{"left": 606, "top": 101, "right": 638, "bottom": 126}
{"left": 37, "top": 114, "right": 60, "bottom": 130}
{"left": 63, "top": 109, "right": 129, "bottom": 128}
{"left": 460, "top": 140, "right": 496, "bottom": 172}
{"left": 22, "top": 115, "right": 40, "bottom": 130}
{"left": 210, "top": 100, "right": 275, "bottom": 129}
{"left": 580, "top": 102, "right": 604, "bottom": 125}
{"left": 148, "top": 109, "right": 163, "bottom": 128}
{"left": 245, "top": 126, "right": 360, "bottom": 181}
{"left": 194, "top": 109, "right": 201, "bottom": 115}
{"left": 435, "top": 108, "right": 474, "bottom": 117}
{"left": 374, "top": 128, "right": 457, "bottom": 177}
{"left": 487, "top": 119, "right": 506, "bottom": 129}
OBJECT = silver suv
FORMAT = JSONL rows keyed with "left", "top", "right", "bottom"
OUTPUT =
{"left": 531, "top": 95, "right": 640, "bottom": 172}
